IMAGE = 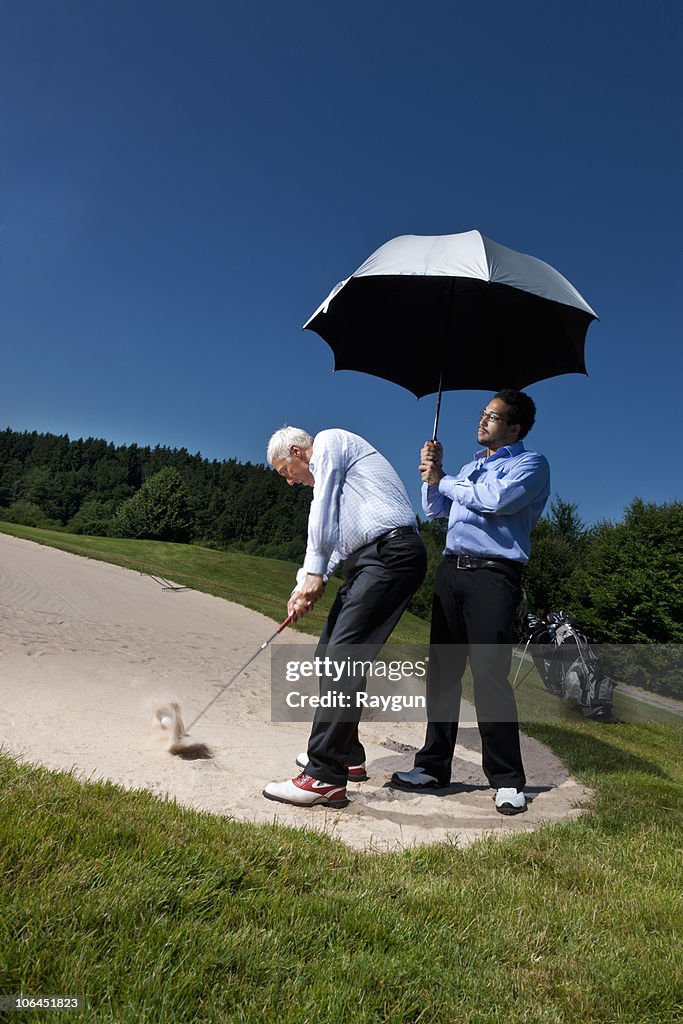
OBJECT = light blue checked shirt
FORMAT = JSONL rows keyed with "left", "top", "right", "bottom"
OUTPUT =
{"left": 422, "top": 441, "right": 550, "bottom": 564}
{"left": 298, "top": 429, "right": 416, "bottom": 583}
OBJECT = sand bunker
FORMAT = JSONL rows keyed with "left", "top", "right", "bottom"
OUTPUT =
{"left": 0, "top": 533, "right": 591, "bottom": 851}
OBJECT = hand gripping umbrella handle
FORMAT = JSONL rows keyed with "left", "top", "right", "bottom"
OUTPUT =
{"left": 183, "top": 614, "right": 294, "bottom": 734}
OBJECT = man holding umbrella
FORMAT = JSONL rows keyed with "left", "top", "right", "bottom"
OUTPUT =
{"left": 391, "top": 389, "right": 550, "bottom": 814}
{"left": 263, "top": 426, "right": 427, "bottom": 808}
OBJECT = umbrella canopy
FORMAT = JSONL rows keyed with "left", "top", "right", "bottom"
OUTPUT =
{"left": 303, "top": 230, "right": 598, "bottom": 435}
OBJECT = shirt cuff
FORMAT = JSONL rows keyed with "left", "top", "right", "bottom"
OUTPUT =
{"left": 302, "top": 552, "right": 328, "bottom": 576}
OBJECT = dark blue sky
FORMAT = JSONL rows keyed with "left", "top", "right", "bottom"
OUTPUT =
{"left": 1, "top": 1, "right": 681, "bottom": 524}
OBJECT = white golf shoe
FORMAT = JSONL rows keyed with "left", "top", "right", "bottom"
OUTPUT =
{"left": 495, "top": 788, "right": 527, "bottom": 815}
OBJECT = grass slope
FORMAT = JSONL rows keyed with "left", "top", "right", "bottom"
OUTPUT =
{"left": 0, "top": 524, "right": 681, "bottom": 1022}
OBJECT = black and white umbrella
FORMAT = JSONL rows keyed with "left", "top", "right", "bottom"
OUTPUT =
{"left": 304, "top": 230, "right": 598, "bottom": 437}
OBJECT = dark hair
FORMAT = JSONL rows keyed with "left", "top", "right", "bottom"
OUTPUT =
{"left": 494, "top": 389, "right": 536, "bottom": 439}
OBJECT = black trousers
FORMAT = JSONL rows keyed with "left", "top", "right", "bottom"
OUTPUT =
{"left": 415, "top": 556, "right": 526, "bottom": 790}
{"left": 305, "top": 532, "right": 427, "bottom": 786}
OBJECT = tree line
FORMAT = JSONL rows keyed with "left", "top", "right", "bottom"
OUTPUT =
{"left": 0, "top": 428, "right": 312, "bottom": 561}
{"left": 1, "top": 427, "right": 680, "bottom": 695}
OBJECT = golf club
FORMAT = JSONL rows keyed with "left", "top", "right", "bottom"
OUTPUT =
{"left": 162, "top": 613, "right": 294, "bottom": 759}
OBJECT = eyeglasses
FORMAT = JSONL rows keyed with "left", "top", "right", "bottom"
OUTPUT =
{"left": 479, "top": 410, "right": 508, "bottom": 424}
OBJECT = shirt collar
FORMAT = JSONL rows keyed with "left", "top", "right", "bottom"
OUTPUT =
{"left": 475, "top": 440, "right": 526, "bottom": 463}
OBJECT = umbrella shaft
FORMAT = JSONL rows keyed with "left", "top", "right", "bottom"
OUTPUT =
{"left": 432, "top": 370, "right": 444, "bottom": 440}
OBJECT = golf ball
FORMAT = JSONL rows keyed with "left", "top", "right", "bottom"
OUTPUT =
{"left": 160, "top": 715, "right": 173, "bottom": 729}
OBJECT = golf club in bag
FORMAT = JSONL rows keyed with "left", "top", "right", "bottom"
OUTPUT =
{"left": 513, "top": 611, "right": 616, "bottom": 720}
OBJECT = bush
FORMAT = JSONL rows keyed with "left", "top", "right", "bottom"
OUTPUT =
{"left": 114, "top": 468, "right": 195, "bottom": 542}
{"left": 66, "top": 499, "right": 118, "bottom": 536}
{"left": 408, "top": 519, "right": 447, "bottom": 621}
{"left": 0, "top": 500, "right": 60, "bottom": 529}
{"left": 569, "top": 499, "right": 682, "bottom": 646}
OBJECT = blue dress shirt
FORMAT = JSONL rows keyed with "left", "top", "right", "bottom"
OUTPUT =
{"left": 422, "top": 441, "right": 550, "bottom": 563}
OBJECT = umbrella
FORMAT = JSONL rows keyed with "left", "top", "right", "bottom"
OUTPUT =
{"left": 303, "top": 230, "right": 598, "bottom": 437}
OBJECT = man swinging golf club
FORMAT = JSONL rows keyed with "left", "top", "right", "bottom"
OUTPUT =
{"left": 263, "top": 426, "right": 427, "bottom": 807}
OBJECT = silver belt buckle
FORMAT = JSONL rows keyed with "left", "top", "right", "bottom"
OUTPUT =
{"left": 456, "top": 554, "right": 471, "bottom": 569}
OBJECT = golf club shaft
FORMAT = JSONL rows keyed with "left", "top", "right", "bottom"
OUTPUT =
{"left": 184, "top": 614, "right": 293, "bottom": 733}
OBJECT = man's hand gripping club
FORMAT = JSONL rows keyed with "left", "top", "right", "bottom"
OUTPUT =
{"left": 287, "top": 573, "right": 325, "bottom": 622}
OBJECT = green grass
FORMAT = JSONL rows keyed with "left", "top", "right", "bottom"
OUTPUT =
{"left": 0, "top": 523, "right": 681, "bottom": 1022}
{"left": 1, "top": 732, "right": 681, "bottom": 1024}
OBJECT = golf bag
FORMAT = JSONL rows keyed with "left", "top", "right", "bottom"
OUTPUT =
{"left": 521, "top": 611, "right": 616, "bottom": 720}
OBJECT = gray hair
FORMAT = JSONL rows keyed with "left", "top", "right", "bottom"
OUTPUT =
{"left": 267, "top": 426, "right": 314, "bottom": 465}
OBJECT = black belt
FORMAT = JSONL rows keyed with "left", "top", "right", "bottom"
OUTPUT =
{"left": 376, "top": 525, "right": 418, "bottom": 542}
{"left": 446, "top": 552, "right": 521, "bottom": 572}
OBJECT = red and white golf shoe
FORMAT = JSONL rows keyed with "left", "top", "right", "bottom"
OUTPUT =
{"left": 263, "top": 772, "right": 349, "bottom": 808}
{"left": 295, "top": 752, "right": 368, "bottom": 782}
